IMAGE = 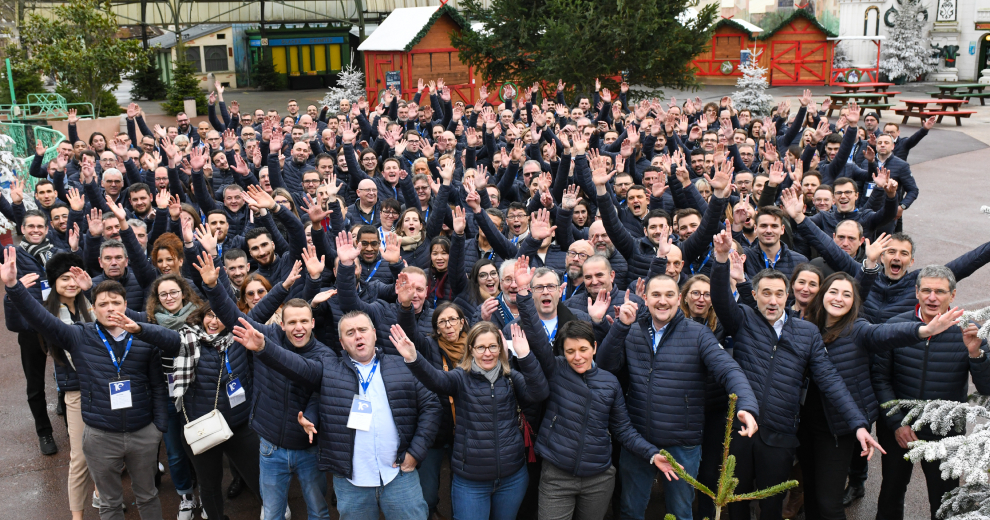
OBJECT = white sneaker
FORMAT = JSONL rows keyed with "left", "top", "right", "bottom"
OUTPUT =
{"left": 178, "top": 493, "right": 196, "bottom": 520}
{"left": 201, "top": 505, "right": 208, "bottom": 519}
{"left": 259, "top": 504, "right": 291, "bottom": 520}
{"left": 92, "top": 491, "right": 100, "bottom": 509}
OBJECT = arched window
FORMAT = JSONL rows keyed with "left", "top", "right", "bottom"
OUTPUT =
{"left": 864, "top": 6, "right": 880, "bottom": 36}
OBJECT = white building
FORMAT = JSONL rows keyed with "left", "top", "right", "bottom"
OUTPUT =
{"left": 839, "top": 0, "right": 990, "bottom": 82}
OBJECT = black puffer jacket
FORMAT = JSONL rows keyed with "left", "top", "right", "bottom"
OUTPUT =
{"left": 405, "top": 345, "right": 549, "bottom": 481}
{"left": 258, "top": 343, "right": 441, "bottom": 479}
{"left": 597, "top": 305, "right": 758, "bottom": 448}
{"left": 8, "top": 282, "right": 169, "bottom": 432}
{"left": 742, "top": 242, "right": 809, "bottom": 280}
{"left": 336, "top": 262, "right": 433, "bottom": 355}
{"left": 517, "top": 293, "right": 659, "bottom": 477}
{"left": 873, "top": 309, "right": 990, "bottom": 434}
{"left": 710, "top": 259, "right": 867, "bottom": 440}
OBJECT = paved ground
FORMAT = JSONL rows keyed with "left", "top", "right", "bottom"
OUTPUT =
{"left": 3, "top": 82, "right": 990, "bottom": 519}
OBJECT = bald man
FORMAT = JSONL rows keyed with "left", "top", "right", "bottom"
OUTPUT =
{"left": 561, "top": 239, "right": 595, "bottom": 302}
{"left": 565, "top": 253, "right": 643, "bottom": 322}
{"left": 347, "top": 178, "right": 381, "bottom": 228}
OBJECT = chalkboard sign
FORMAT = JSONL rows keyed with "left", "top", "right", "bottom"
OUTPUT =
{"left": 385, "top": 71, "right": 401, "bottom": 91}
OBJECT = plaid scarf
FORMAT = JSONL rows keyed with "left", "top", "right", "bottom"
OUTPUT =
{"left": 173, "top": 325, "right": 234, "bottom": 407}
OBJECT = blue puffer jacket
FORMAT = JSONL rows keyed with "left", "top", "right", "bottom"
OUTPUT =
{"left": 4, "top": 299, "right": 82, "bottom": 391}
{"left": 396, "top": 306, "right": 459, "bottom": 448}
{"left": 405, "top": 347, "right": 549, "bottom": 481}
{"left": 259, "top": 343, "right": 441, "bottom": 479}
{"left": 8, "top": 282, "right": 169, "bottom": 432}
{"left": 203, "top": 283, "right": 334, "bottom": 449}
{"left": 4, "top": 245, "right": 65, "bottom": 328}
{"left": 710, "top": 259, "right": 867, "bottom": 440}
{"left": 817, "top": 319, "right": 923, "bottom": 436}
{"left": 597, "top": 304, "right": 758, "bottom": 448}
{"left": 873, "top": 309, "right": 990, "bottom": 434}
{"left": 517, "top": 293, "right": 659, "bottom": 477}
{"left": 92, "top": 267, "right": 148, "bottom": 312}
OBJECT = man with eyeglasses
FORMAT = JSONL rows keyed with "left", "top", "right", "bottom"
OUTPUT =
{"left": 175, "top": 111, "right": 198, "bottom": 143}
{"left": 559, "top": 240, "right": 594, "bottom": 302}
{"left": 587, "top": 220, "right": 629, "bottom": 290}
{"left": 802, "top": 176, "right": 897, "bottom": 239}
{"left": 502, "top": 267, "right": 592, "bottom": 357}
{"left": 348, "top": 179, "right": 382, "bottom": 229}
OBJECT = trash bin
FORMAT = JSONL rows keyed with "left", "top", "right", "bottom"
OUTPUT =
{"left": 183, "top": 97, "right": 197, "bottom": 117}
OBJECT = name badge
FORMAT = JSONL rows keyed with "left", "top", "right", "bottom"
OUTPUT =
{"left": 109, "top": 379, "right": 132, "bottom": 410}
{"left": 866, "top": 182, "right": 875, "bottom": 197}
{"left": 347, "top": 394, "right": 372, "bottom": 431}
{"left": 40, "top": 279, "right": 51, "bottom": 300}
{"left": 226, "top": 377, "right": 246, "bottom": 408}
{"left": 167, "top": 373, "right": 176, "bottom": 397}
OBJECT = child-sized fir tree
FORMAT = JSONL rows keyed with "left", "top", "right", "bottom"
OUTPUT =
{"left": 732, "top": 47, "right": 774, "bottom": 116}
{"left": 320, "top": 64, "right": 365, "bottom": 113}
{"left": 660, "top": 394, "right": 797, "bottom": 520}
{"left": 881, "top": 395, "right": 990, "bottom": 519}
{"left": 879, "top": 0, "right": 939, "bottom": 82}
{"left": 161, "top": 57, "right": 208, "bottom": 116}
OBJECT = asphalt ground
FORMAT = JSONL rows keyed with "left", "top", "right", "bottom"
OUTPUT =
{"left": 2, "top": 83, "right": 989, "bottom": 519}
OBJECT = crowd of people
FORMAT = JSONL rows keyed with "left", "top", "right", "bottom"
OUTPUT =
{"left": 2, "top": 75, "right": 989, "bottom": 520}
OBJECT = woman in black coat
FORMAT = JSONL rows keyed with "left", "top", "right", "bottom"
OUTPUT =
{"left": 389, "top": 319, "right": 549, "bottom": 520}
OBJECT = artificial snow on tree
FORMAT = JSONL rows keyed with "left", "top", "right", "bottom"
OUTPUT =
{"left": 879, "top": 0, "right": 939, "bottom": 82}
{"left": 0, "top": 134, "right": 27, "bottom": 233}
{"left": 882, "top": 395, "right": 990, "bottom": 520}
{"left": 960, "top": 306, "right": 990, "bottom": 340}
{"left": 320, "top": 65, "right": 365, "bottom": 112}
{"left": 731, "top": 47, "right": 774, "bottom": 116}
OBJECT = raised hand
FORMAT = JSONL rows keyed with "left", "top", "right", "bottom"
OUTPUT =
{"left": 452, "top": 206, "right": 467, "bottom": 235}
{"left": 105, "top": 194, "right": 127, "bottom": 223}
{"left": 528, "top": 208, "right": 557, "bottom": 241}
{"left": 1, "top": 247, "right": 18, "bottom": 287}
{"left": 617, "top": 300, "right": 639, "bottom": 326}
{"left": 918, "top": 307, "right": 965, "bottom": 338}
{"left": 69, "top": 265, "right": 93, "bottom": 291}
{"left": 232, "top": 317, "right": 267, "bottom": 352}
{"left": 863, "top": 233, "right": 892, "bottom": 269}
{"left": 728, "top": 249, "right": 747, "bottom": 283}
{"left": 507, "top": 323, "right": 529, "bottom": 357}
{"left": 194, "top": 225, "right": 219, "bottom": 256}
{"left": 388, "top": 324, "right": 418, "bottom": 362}
{"left": 779, "top": 187, "right": 805, "bottom": 221}
{"left": 587, "top": 289, "right": 612, "bottom": 324}
{"left": 514, "top": 256, "right": 533, "bottom": 290}
{"left": 302, "top": 194, "right": 332, "bottom": 224}
{"left": 107, "top": 310, "right": 142, "bottom": 334}
{"left": 8, "top": 176, "right": 23, "bottom": 205}
{"left": 87, "top": 208, "right": 104, "bottom": 237}
{"left": 767, "top": 161, "right": 786, "bottom": 187}
{"left": 381, "top": 232, "right": 401, "bottom": 264}
{"left": 68, "top": 223, "right": 80, "bottom": 251}
{"left": 301, "top": 244, "right": 326, "bottom": 279}
{"left": 712, "top": 228, "right": 733, "bottom": 262}
{"left": 335, "top": 231, "right": 359, "bottom": 265}
{"left": 282, "top": 260, "right": 303, "bottom": 289}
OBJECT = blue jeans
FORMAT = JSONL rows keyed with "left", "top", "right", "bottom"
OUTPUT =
{"left": 419, "top": 446, "right": 452, "bottom": 515}
{"left": 333, "top": 469, "right": 428, "bottom": 520}
{"left": 164, "top": 399, "right": 194, "bottom": 495}
{"left": 451, "top": 464, "right": 529, "bottom": 520}
{"left": 259, "top": 436, "right": 330, "bottom": 520}
{"left": 618, "top": 444, "right": 702, "bottom": 520}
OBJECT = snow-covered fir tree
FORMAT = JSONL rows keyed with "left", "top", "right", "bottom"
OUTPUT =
{"left": 882, "top": 395, "right": 990, "bottom": 520}
{"left": 320, "top": 65, "right": 365, "bottom": 113}
{"left": 0, "top": 134, "right": 26, "bottom": 233}
{"left": 879, "top": 0, "right": 939, "bottom": 82}
{"left": 732, "top": 47, "right": 774, "bottom": 116}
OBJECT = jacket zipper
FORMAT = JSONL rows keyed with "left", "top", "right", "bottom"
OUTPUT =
{"left": 919, "top": 337, "right": 931, "bottom": 396}
{"left": 572, "top": 374, "right": 593, "bottom": 475}
{"left": 492, "top": 380, "right": 502, "bottom": 479}
{"left": 758, "top": 343, "right": 779, "bottom": 424}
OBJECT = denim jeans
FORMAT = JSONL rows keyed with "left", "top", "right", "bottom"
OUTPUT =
{"left": 259, "top": 436, "right": 330, "bottom": 520}
{"left": 451, "top": 464, "right": 529, "bottom": 520}
{"left": 164, "top": 399, "right": 194, "bottom": 495}
{"left": 618, "top": 444, "right": 702, "bottom": 520}
{"left": 333, "top": 469, "right": 428, "bottom": 520}
{"left": 419, "top": 446, "right": 452, "bottom": 515}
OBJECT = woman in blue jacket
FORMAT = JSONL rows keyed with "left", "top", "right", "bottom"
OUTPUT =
{"left": 799, "top": 271, "right": 961, "bottom": 520}
{"left": 389, "top": 319, "right": 549, "bottom": 520}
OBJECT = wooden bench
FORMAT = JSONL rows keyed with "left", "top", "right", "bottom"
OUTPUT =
{"left": 928, "top": 90, "right": 990, "bottom": 105}
{"left": 892, "top": 108, "right": 975, "bottom": 126}
{"left": 858, "top": 103, "right": 895, "bottom": 113}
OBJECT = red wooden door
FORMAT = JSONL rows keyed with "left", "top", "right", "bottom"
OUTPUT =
{"left": 769, "top": 40, "right": 829, "bottom": 86}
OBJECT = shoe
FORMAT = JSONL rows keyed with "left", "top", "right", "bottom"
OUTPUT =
{"left": 226, "top": 474, "right": 244, "bottom": 498}
{"left": 156, "top": 462, "right": 164, "bottom": 487}
{"left": 843, "top": 483, "right": 865, "bottom": 506}
{"left": 260, "top": 505, "right": 291, "bottom": 520}
{"left": 178, "top": 493, "right": 196, "bottom": 520}
{"left": 39, "top": 434, "right": 57, "bottom": 455}
{"left": 92, "top": 491, "right": 100, "bottom": 509}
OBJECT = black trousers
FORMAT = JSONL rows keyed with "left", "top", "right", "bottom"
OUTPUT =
{"left": 847, "top": 444, "right": 869, "bottom": 487}
{"left": 727, "top": 431, "right": 796, "bottom": 520}
{"left": 696, "top": 408, "right": 728, "bottom": 520}
{"left": 796, "top": 422, "right": 857, "bottom": 520}
{"left": 875, "top": 422, "right": 958, "bottom": 520}
{"left": 182, "top": 420, "right": 261, "bottom": 520}
{"left": 19, "top": 331, "right": 53, "bottom": 437}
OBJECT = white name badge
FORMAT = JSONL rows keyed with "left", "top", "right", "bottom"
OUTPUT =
{"left": 40, "top": 279, "right": 51, "bottom": 300}
{"left": 109, "top": 379, "right": 133, "bottom": 410}
{"left": 866, "top": 182, "right": 875, "bottom": 197}
{"left": 226, "top": 377, "right": 246, "bottom": 408}
{"left": 347, "top": 394, "right": 373, "bottom": 431}
{"left": 167, "top": 373, "right": 176, "bottom": 397}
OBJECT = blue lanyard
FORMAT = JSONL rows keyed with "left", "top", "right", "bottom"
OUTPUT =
{"left": 763, "top": 248, "right": 781, "bottom": 269}
{"left": 423, "top": 207, "right": 429, "bottom": 222}
{"left": 543, "top": 321, "right": 558, "bottom": 343}
{"left": 379, "top": 228, "right": 386, "bottom": 245}
{"left": 497, "top": 293, "right": 516, "bottom": 325}
{"left": 217, "top": 243, "right": 223, "bottom": 257}
{"left": 97, "top": 326, "right": 133, "bottom": 375}
{"left": 365, "top": 259, "right": 382, "bottom": 282}
{"left": 691, "top": 250, "right": 712, "bottom": 275}
{"left": 360, "top": 207, "right": 376, "bottom": 225}
{"left": 354, "top": 357, "right": 379, "bottom": 395}
{"left": 223, "top": 351, "right": 233, "bottom": 380}
{"left": 511, "top": 235, "right": 519, "bottom": 246}
{"left": 485, "top": 249, "right": 495, "bottom": 260}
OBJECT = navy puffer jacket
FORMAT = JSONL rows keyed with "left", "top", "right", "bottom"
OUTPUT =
{"left": 873, "top": 309, "right": 990, "bottom": 434}
{"left": 92, "top": 267, "right": 148, "bottom": 312}
{"left": 396, "top": 306, "right": 459, "bottom": 448}
{"left": 259, "top": 343, "right": 441, "bottom": 479}
{"left": 8, "top": 282, "right": 169, "bottom": 432}
{"left": 597, "top": 305, "right": 758, "bottom": 448}
{"left": 405, "top": 346, "right": 549, "bottom": 481}
{"left": 178, "top": 336, "right": 254, "bottom": 428}
{"left": 743, "top": 242, "right": 809, "bottom": 280}
{"left": 4, "top": 301, "right": 81, "bottom": 391}
{"left": 516, "top": 293, "right": 659, "bottom": 477}
{"left": 710, "top": 259, "right": 867, "bottom": 439}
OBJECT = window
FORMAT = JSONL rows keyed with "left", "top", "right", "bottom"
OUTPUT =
{"left": 204, "top": 45, "right": 228, "bottom": 72}
{"left": 216, "top": 33, "right": 226, "bottom": 40}
{"left": 185, "top": 46, "right": 202, "bottom": 72}
{"left": 864, "top": 6, "right": 880, "bottom": 36}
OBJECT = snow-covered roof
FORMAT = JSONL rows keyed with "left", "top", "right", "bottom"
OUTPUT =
{"left": 732, "top": 18, "right": 764, "bottom": 33}
{"left": 358, "top": 5, "right": 469, "bottom": 52}
{"left": 349, "top": 24, "right": 380, "bottom": 39}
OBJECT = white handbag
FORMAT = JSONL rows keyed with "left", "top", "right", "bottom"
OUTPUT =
{"left": 182, "top": 364, "right": 233, "bottom": 455}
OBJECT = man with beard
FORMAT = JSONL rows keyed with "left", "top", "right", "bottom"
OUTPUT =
{"left": 501, "top": 265, "right": 593, "bottom": 352}
{"left": 348, "top": 179, "right": 381, "bottom": 229}
{"left": 731, "top": 198, "right": 757, "bottom": 249}
{"left": 242, "top": 186, "right": 307, "bottom": 292}
{"left": 175, "top": 111, "right": 199, "bottom": 143}
{"left": 588, "top": 220, "right": 629, "bottom": 290}
{"left": 222, "top": 248, "right": 251, "bottom": 291}
{"left": 742, "top": 206, "right": 808, "bottom": 279}
{"left": 558, "top": 239, "right": 594, "bottom": 302}
{"left": 11, "top": 178, "right": 60, "bottom": 225}
{"left": 564, "top": 253, "right": 640, "bottom": 324}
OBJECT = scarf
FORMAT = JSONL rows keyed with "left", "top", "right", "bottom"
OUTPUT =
{"left": 155, "top": 302, "right": 198, "bottom": 331}
{"left": 429, "top": 269, "right": 448, "bottom": 305}
{"left": 20, "top": 238, "right": 54, "bottom": 266}
{"left": 400, "top": 233, "right": 424, "bottom": 251}
{"left": 471, "top": 358, "right": 502, "bottom": 384}
{"left": 173, "top": 325, "right": 234, "bottom": 406}
{"left": 438, "top": 333, "right": 467, "bottom": 365}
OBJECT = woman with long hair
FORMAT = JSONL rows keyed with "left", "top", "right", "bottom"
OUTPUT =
{"left": 272, "top": 187, "right": 301, "bottom": 220}
{"left": 790, "top": 263, "right": 824, "bottom": 318}
{"left": 798, "top": 271, "right": 960, "bottom": 520}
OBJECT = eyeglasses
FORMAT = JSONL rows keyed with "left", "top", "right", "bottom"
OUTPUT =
{"left": 414, "top": 186, "right": 430, "bottom": 192}
{"left": 918, "top": 288, "right": 950, "bottom": 297}
{"left": 473, "top": 344, "right": 500, "bottom": 354}
{"left": 204, "top": 311, "right": 218, "bottom": 321}
{"left": 159, "top": 290, "right": 181, "bottom": 300}
{"left": 689, "top": 290, "right": 711, "bottom": 300}
{"left": 359, "top": 241, "right": 380, "bottom": 248}
{"left": 438, "top": 318, "right": 461, "bottom": 327}
{"left": 833, "top": 190, "right": 856, "bottom": 197}
{"left": 506, "top": 214, "right": 527, "bottom": 221}
{"left": 302, "top": 179, "right": 321, "bottom": 185}
{"left": 356, "top": 188, "right": 376, "bottom": 193}
{"left": 478, "top": 271, "right": 499, "bottom": 280}
{"left": 566, "top": 251, "right": 590, "bottom": 261}
{"left": 532, "top": 283, "right": 558, "bottom": 293}
{"left": 381, "top": 209, "right": 399, "bottom": 216}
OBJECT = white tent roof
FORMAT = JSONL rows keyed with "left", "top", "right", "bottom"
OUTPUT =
{"left": 358, "top": 6, "right": 442, "bottom": 52}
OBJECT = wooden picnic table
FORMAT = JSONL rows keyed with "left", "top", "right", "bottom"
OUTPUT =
{"left": 892, "top": 98, "right": 974, "bottom": 126}
{"left": 832, "top": 82, "right": 895, "bottom": 93}
{"left": 931, "top": 83, "right": 990, "bottom": 105}
{"left": 826, "top": 92, "right": 890, "bottom": 117}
